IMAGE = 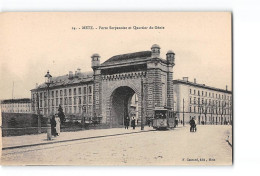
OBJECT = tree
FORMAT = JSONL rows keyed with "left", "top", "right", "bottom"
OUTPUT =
{"left": 220, "top": 101, "right": 227, "bottom": 125}
{"left": 58, "top": 105, "right": 66, "bottom": 124}
{"left": 202, "top": 103, "right": 209, "bottom": 125}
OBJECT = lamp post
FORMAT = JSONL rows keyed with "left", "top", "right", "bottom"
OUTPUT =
{"left": 36, "top": 91, "right": 41, "bottom": 134}
{"left": 45, "top": 70, "right": 52, "bottom": 140}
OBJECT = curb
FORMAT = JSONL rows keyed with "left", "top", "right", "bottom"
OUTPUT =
{"left": 2, "top": 129, "right": 154, "bottom": 150}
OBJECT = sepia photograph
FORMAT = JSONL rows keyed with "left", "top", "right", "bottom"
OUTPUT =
{"left": 0, "top": 12, "right": 232, "bottom": 165}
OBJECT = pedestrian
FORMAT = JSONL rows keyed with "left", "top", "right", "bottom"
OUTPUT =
{"left": 189, "top": 117, "right": 195, "bottom": 132}
{"left": 125, "top": 116, "right": 130, "bottom": 129}
{"left": 51, "top": 115, "right": 57, "bottom": 137}
{"left": 174, "top": 117, "right": 178, "bottom": 127}
{"left": 147, "top": 117, "right": 151, "bottom": 127}
{"left": 55, "top": 114, "right": 61, "bottom": 136}
{"left": 131, "top": 117, "right": 136, "bottom": 130}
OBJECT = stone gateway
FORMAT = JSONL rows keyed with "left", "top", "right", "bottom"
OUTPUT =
{"left": 31, "top": 44, "right": 175, "bottom": 127}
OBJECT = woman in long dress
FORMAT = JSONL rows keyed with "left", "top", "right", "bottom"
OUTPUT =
{"left": 55, "top": 115, "right": 61, "bottom": 136}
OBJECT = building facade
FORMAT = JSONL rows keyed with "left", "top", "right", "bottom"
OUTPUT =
{"left": 30, "top": 70, "right": 94, "bottom": 119}
{"left": 173, "top": 78, "right": 232, "bottom": 125}
{"left": 31, "top": 44, "right": 175, "bottom": 126}
{"left": 0, "top": 98, "right": 31, "bottom": 113}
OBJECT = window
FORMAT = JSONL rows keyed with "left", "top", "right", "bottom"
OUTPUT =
{"left": 198, "top": 98, "right": 200, "bottom": 104}
{"left": 79, "top": 97, "right": 81, "bottom": 104}
{"left": 89, "top": 96, "right": 92, "bottom": 104}
{"left": 60, "top": 90, "right": 63, "bottom": 96}
{"left": 60, "top": 98, "right": 63, "bottom": 105}
{"left": 56, "top": 90, "right": 58, "bottom": 97}
{"left": 198, "top": 90, "right": 200, "bottom": 96}
{"left": 64, "top": 89, "right": 67, "bottom": 96}
{"left": 89, "top": 86, "right": 92, "bottom": 94}
{"left": 209, "top": 92, "right": 211, "bottom": 97}
{"left": 52, "top": 91, "right": 54, "bottom": 98}
{"left": 190, "top": 97, "right": 192, "bottom": 104}
{"left": 202, "top": 91, "right": 204, "bottom": 96}
{"left": 194, "top": 97, "right": 196, "bottom": 104}
{"left": 206, "top": 92, "right": 207, "bottom": 97}
{"left": 74, "top": 97, "right": 76, "bottom": 105}
{"left": 56, "top": 98, "right": 58, "bottom": 106}
{"left": 69, "top": 97, "right": 72, "bottom": 105}
{"left": 84, "top": 87, "right": 87, "bottom": 94}
{"left": 69, "top": 89, "right": 71, "bottom": 96}
{"left": 78, "top": 88, "right": 81, "bottom": 95}
{"left": 194, "top": 90, "right": 196, "bottom": 95}
{"left": 83, "top": 96, "right": 86, "bottom": 104}
{"left": 74, "top": 88, "right": 76, "bottom": 95}
{"left": 65, "top": 98, "right": 67, "bottom": 105}
{"left": 190, "top": 89, "right": 192, "bottom": 94}
{"left": 190, "top": 107, "right": 192, "bottom": 112}
{"left": 194, "top": 106, "right": 196, "bottom": 113}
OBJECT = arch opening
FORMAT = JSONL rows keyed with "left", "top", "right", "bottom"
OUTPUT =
{"left": 110, "top": 86, "right": 138, "bottom": 126}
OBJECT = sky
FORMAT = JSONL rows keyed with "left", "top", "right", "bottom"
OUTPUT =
{"left": 0, "top": 12, "right": 231, "bottom": 99}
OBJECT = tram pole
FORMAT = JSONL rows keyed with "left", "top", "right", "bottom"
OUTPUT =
{"left": 183, "top": 98, "right": 185, "bottom": 126}
{"left": 141, "top": 78, "right": 144, "bottom": 130}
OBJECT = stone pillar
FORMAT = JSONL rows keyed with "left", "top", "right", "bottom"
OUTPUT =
{"left": 93, "top": 70, "right": 102, "bottom": 117}
{"left": 166, "top": 50, "right": 175, "bottom": 109}
{"left": 91, "top": 53, "right": 102, "bottom": 119}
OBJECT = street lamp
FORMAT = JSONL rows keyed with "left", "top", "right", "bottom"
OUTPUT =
{"left": 44, "top": 70, "right": 52, "bottom": 140}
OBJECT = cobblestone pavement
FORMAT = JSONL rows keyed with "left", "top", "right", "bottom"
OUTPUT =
{"left": 1, "top": 125, "right": 232, "bottom": 165}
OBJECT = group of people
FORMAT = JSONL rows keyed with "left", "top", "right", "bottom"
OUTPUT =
{"left": 51, "top": 114, "right": 61, "bottom": 137}
{"left": 124, "top": 116, "right": 136, "bottom": 130}
{"left": 189, "top": 117, "right": 197, "bottom": 132}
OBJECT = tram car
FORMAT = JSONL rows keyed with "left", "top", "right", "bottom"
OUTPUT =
{"left": 152, "top": 107, "right": 175, "bottom": 130}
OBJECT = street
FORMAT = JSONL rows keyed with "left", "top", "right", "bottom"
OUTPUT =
{"left": 1, "top": 125, "right": 232, "bottom": 165}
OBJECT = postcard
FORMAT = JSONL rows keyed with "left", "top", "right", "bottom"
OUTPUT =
{"left": 0, "top": 12, "right": 232, "bottom": 165}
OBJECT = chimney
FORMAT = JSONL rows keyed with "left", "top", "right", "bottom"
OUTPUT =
{"left": 194, "top": 78, "right": 196, "bottom": 84}
{"left": 77, "top": 68, "right": 81, "bottom": 73}
{"left": 69, "top": 71, "right": 73, "bottom": 79}
{"left": 226, "top": 85, "right": 228, "bottom": 91}
{"left": 183, "top": 77, "right": 189, "bottom": 82}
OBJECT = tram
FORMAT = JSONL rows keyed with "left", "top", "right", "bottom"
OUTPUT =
{"left": 152, "top": 107, "right": 175, "bottom": 130}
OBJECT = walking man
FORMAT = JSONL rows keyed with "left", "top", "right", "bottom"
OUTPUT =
{"left": 131, "top": 117, "right": 136, "bottom": 130}
{"left": 125, "top": 116, "right": 130, "bottom": 129}
{"left": 55, "top": 114, "right": 61, "bottom": 136}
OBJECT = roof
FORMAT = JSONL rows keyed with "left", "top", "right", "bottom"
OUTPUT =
{"left": 151, "top": 44, "right": 160, "bottom": 49}
{"left": 167, "top": 50, "right": 175, "bottom": 55}
{"left": 1, "top": 98, "right": 31, "bottom": 104}
{"left": 101, "top": 51, "right": 152, "bottom": 66}
{"left": 173, "top": 79, "right": 232, "bottom": 94}
{"left": 101, "top": 50, "right": 169, "bottom": 67}
{"left": 31, "top": 71, "right": 93, "bottom": 91}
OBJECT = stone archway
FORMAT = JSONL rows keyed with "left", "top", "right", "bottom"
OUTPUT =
{"left": 110, "top": 86, "right": 138, "bottom": 127}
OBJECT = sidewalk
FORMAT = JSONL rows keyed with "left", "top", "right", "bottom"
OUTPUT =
{"left": 2, "top": 126, "right": 154, "bottom": 150}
